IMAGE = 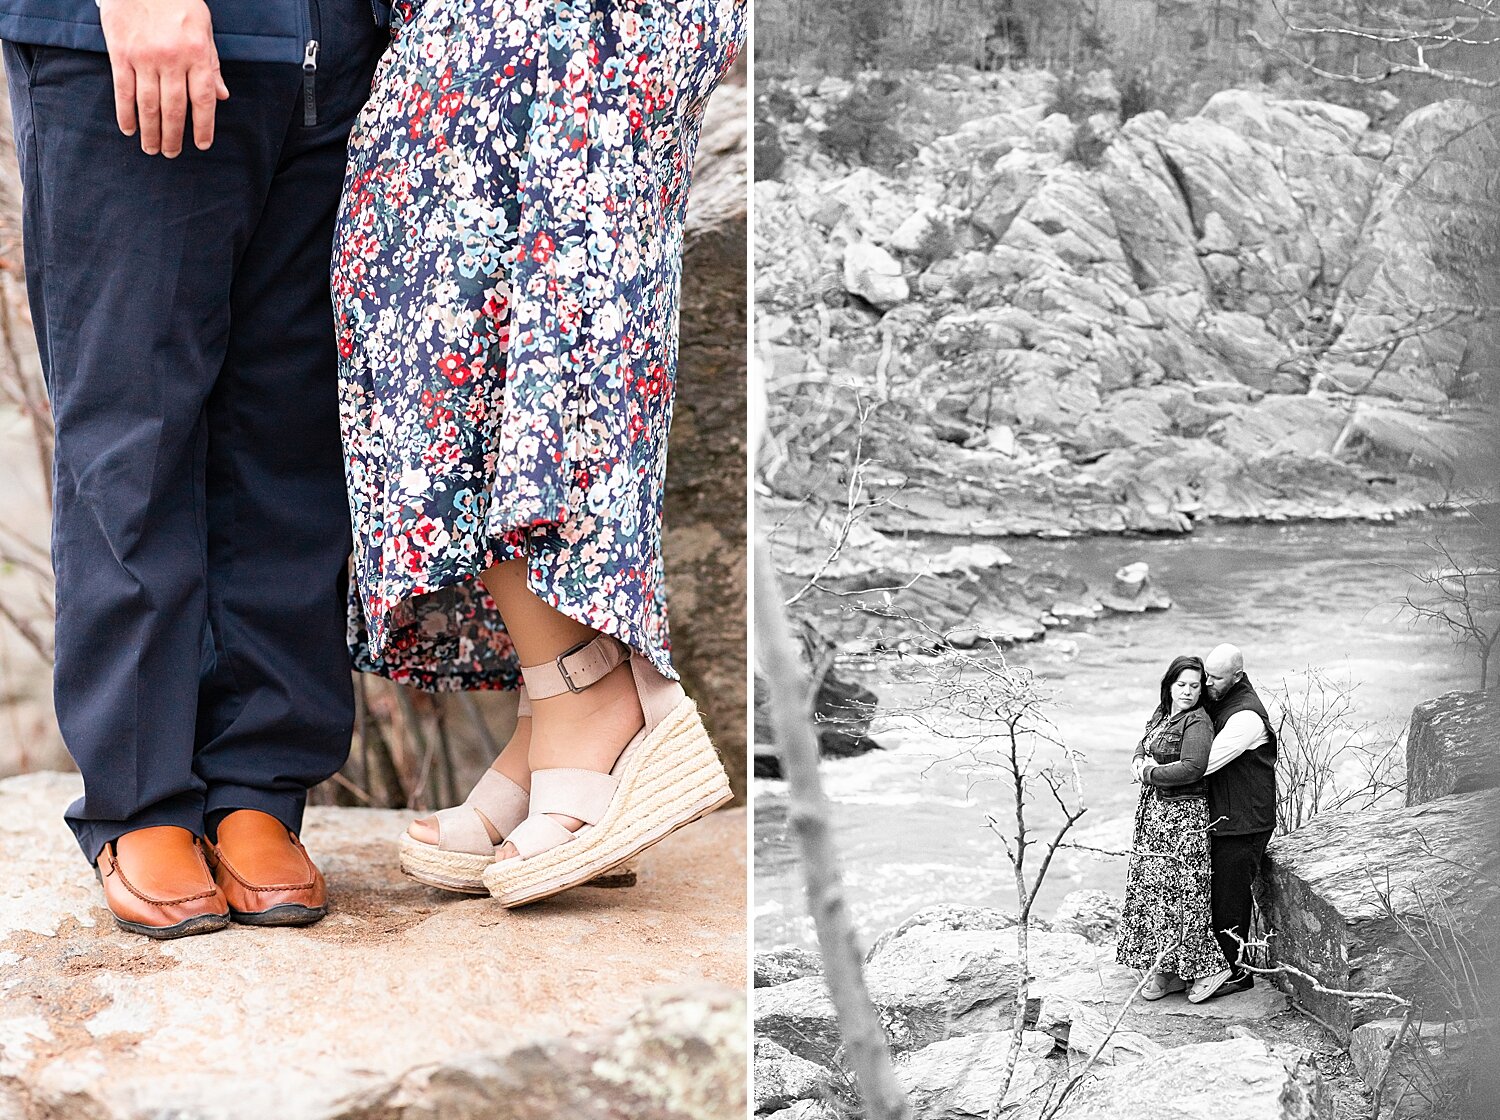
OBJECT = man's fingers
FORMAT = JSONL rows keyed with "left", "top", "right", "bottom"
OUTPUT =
{"left": 188, "top": 63, "right": 219, "bottom": 150}
{"left": 136, "top": 71, "right": 162, "bottom": 155}
{"left": 159, "top": 71, "right": 188, "bottom": 157}
{"left": 111, "top": 59, "right": 138, "bottom": 136}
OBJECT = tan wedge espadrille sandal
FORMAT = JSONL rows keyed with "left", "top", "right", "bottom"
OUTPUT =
{"left": 397, "top": 690, "right": 534, "bottom": 893}
{"left": 481, "top": 635, "right": 733, "bottom": 907}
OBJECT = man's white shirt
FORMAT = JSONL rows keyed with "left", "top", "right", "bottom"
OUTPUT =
{"left": 1203, "top": 710, "right": 1270, "bottom": 776}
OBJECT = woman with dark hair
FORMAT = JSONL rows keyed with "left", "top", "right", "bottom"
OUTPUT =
{"left": 1115, "top": 655, "right": 1232, "bottom": 1002}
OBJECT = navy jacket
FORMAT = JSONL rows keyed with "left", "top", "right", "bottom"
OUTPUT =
{"left": 0, "top": 0, "right": 387, "bottom": 64}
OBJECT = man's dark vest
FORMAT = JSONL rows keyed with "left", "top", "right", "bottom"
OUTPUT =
{"left": 0, "top": 0, "right": 389, "bottom": 65}
{"left": 1205, "top": 675, "right": 1278, "bottom": 835}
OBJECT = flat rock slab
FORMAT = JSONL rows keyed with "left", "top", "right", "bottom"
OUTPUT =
{"left": 0, "top": 772, "right": 746, "bottom": 1120}
{"left": 1035, "top": 957, "right": 1291, "bottom": 1053}
{"left": 1050, "top": 1037, "right": 1331, "bottom": 1120}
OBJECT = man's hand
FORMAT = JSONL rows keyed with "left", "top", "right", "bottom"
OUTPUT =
{"left": 98, "top": 0, "right": 230, "bottom": 156}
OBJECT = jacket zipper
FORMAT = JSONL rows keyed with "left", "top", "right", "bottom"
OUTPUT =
{"left": 302, "top": 39, "right": 320, "bottom": 125}
{"left": 302, "top": 0, "right": 321, "bottom": 126}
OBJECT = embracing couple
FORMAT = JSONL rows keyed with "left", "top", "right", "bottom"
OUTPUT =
{"left": 0, "top": 0, "right": 743, "bottom": 938}
{"left": 1116, "top": 644, "right": 1278, "bottom": 1003}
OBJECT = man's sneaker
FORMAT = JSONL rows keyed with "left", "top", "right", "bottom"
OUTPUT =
{"left": 1186, "top": 967, "right": 1234, "bottom": 1003}
{"left": 1142, "top": 971, "right": 1186, "bottom": 1001}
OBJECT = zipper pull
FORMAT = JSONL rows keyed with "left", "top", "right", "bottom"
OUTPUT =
{"left": 302, "top": 39, "right": 319, "bottom": 126}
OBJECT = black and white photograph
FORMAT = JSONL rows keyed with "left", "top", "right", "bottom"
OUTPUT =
{"left": 753, "top": 3, "right": 1500, "bottom": 1119}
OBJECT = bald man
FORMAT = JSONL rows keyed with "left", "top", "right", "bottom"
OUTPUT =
{"left": 1199, "top": 643, "right": 1278, "bottom": 997}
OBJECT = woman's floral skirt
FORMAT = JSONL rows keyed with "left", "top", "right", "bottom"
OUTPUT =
{"left": 1115, "top": 789, "right": 1228, "bottom": 979}
{"left": 332, "top": 0, "right": 745, "bottom": 690}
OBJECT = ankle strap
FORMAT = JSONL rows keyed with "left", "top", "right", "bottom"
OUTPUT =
{"left": 520, "top": 635, "right": 629, "bottom": 699}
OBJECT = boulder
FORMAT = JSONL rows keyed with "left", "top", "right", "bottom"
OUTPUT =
{"left": 755, "top": 946, "right": 823, "bottom": 989}
{"left": 758, "top": 926, "right": 1095, "bottom": 1068}
{"left": 843, "top": 240, "right": 908, "bottom": 309}
{"left": 894, "top": 1031, "right": 1056, "bottom": 1118}
{"left": 1348, "top": 1017, "right": 1491, "bottom": 1120}
{"left": 813, "top": 667, "right": 881, "bottom": 760}
{"left": 754, "top": 1038, "right": 835, "bottom": 1114}
{"left": 1254, "top": 790, "right": 1500, "bottom": 1041}
{"left": 751, "top": 978, "right": 844, "bottom": 1070}
{"left": 1050, "top": 890, "right": 1121, "bottom": 946}
{"left": 1100, "top": 563, "right": 1172, "bottom": 613}
{"left": 1405, "top": 690, "right": 1500, "bottom": 806}
{"left": 865, "top": 904, "right": 1018, "bottom": 961}
{"left": 0, "top": 772, "right": 747, "bottom": 1120}
{"left": 1051, "top": 1037, "right": 1331, "bottom": 1120}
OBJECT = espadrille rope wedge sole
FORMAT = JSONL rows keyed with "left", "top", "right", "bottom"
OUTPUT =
{"left": 398, "top": 689, "right": 592, "bottom": 893}
{"left": 480, "top": 637, "right": 733, "bottom": 908}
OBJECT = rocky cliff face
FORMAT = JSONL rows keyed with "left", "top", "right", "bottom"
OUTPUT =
{"left": 759, "top": 69, "right": 1498, "bottom": 544}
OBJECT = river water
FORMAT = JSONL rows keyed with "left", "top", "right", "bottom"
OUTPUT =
{"left": 754, "top": 515, "right": 1482, "bottom": 950}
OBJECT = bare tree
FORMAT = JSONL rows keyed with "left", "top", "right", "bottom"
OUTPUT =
{"left": 1400, "top": 511, "right": 1500, "bottom": 689}
{"left": 1251, "top": 1, "right": 1500, "bottom": 90}
{"left": 1265, "top": 667, "right": 1406, "bottom": 832}
{"left": 871, "top": 640, "right": 1085, "bottom": 1114}
{"left": 755, "top": 540, "right": 913, "bottom": 1120}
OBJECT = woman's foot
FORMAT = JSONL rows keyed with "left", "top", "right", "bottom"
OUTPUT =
{"left": 397, "top": 694, "right": 534, "bottom": 893}
{"left": 1187, "top": 966, "right": 1234, "bottom": 1003}
{"left": 492, "top": 656, "right": 643, "bottom": 861}
{"left": 1141, "top": 970, "right": 1185, "bottom": 1001}
{"left": 481, "top": 637, "right": 732, "bottom": 907}
{"left": 405, "top": 700, "right": 532, "bottom": 849}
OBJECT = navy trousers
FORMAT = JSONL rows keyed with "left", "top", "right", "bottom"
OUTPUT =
{"left": 4, "top": 3, "right": 382, "bottom": 861}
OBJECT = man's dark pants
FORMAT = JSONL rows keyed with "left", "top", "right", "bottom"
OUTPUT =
{"left": 1211, "top": 829, "right": 1273, "bottom": 973}
{"left": 4, "top": 5, "right": 381, "bottom": 861}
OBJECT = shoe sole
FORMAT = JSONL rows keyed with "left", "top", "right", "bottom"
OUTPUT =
{"left": 112, "top": 912, "right": 231, "bottom": 940}
{"left": 1187, "top": 974, "right": 1233, "bottom": 1003}
{"left": 229, "top": 903, "right": 328, "bottom": 928}
{"left": 398, "top": 835, "right": 495, "bottom": 894}
{"left": 482, "top": 698, "right": 733, "bottom": 908}
{"left": 398, "top": 835, "right": 642, "bottom": 894}
{"left": 1141, "top": 987, "right": 1183, "bottom": 1001}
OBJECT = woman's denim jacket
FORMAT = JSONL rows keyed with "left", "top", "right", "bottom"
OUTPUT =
{"left": 1133, "top": 707, "right": 1212, "bottom": 800}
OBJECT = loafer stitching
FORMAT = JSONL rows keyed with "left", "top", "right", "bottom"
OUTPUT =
{"left": 104, "top": 845, "right": 223, "bottom": 908}
{"left": 209, "top": 841, "right": 317, "bottom": 893}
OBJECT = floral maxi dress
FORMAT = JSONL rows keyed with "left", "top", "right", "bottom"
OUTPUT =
{"left": 333, "top": 0, "right": 745, "bottom": 690}
{"left": 1114, "top": 721, "right": 1227, "bottom": 980}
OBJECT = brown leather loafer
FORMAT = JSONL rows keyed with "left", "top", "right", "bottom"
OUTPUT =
{"left": 97, "top": 826, "right": 231, "bottom": 940}
{"left": 207, "top": 810, "right": 328, "bottom": 927}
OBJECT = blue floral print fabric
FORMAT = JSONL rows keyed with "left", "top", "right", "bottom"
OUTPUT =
{"left": 333, "top": 0, "right": 745, "bottom": 691}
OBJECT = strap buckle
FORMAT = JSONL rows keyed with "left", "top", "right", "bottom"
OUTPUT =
{"left": 555, "top": 638, "right": 595, "bottom": 694}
